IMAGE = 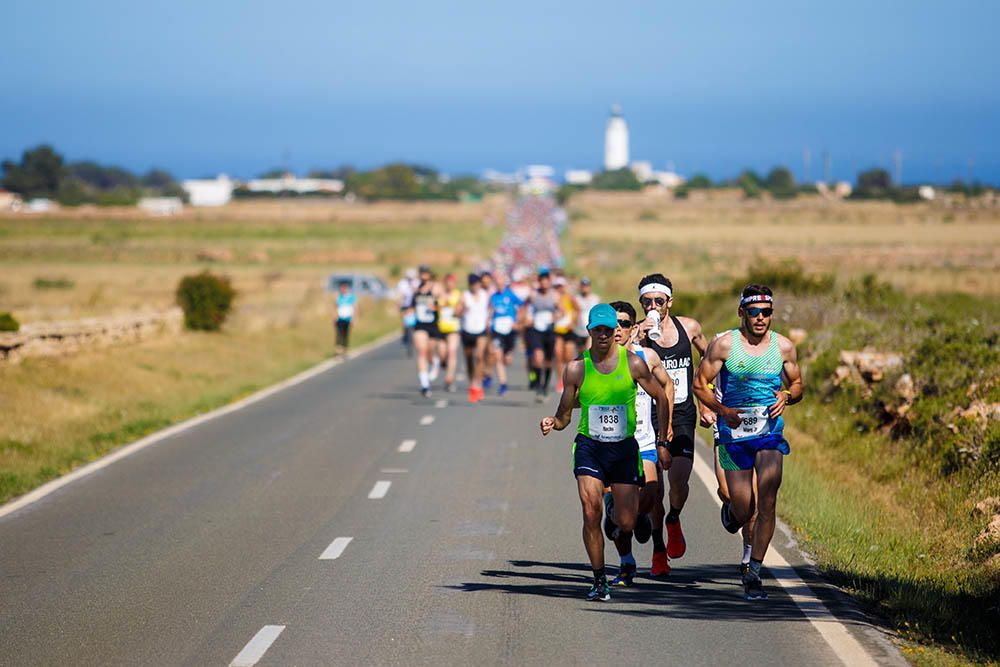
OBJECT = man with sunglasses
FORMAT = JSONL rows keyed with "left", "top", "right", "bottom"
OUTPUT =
{"left": 606, "top": 301, "right": 674, "bottom": 586}
{"left": 693, "top": 284, "right": 803, "bottom": 600}
{"left": 635, "top": 274, "right": 710, "bottom": 575}
{"left": 540, "top": 304, "right": 671, "bottom": 601}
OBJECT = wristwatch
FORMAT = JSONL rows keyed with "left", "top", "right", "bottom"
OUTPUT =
{"left": 656, "top": 439, "right": 671, "bottom": 448}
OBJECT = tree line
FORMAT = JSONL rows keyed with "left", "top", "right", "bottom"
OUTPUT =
{"left": 1, "top": 145, "right": 187, "bottom": 205}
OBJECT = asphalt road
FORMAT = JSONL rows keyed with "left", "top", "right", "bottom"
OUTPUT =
{"left": 0, "top": 339, "right": 906, "bottom": 666}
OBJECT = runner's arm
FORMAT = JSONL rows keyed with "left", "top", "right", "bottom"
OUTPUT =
{"left": 630, "top": 353, "right": 671, "bottom": 443}
{"left": 541, "top": 359, "right": 583, "bottom": 435}
{"left": 770, "top": 335, "right": 804, "bottom": 418}
{"left": 693, "top": 335, "right": 741, "bottom": 428}
{"left": 645, "top": 350, "right": 675, "bottom": 429}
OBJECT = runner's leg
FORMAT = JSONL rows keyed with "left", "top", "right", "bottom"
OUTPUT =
{"left": 750, "top": 449, "right": 783, "bottom": 562}
{"left": 578, "top": 475, "right": 607, "bottom": 571}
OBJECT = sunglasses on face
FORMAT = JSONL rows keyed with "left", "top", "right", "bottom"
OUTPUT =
{"left": 746, "top": 307, "right": 773, "bottom": 318}
{"left": 639, "top": 296, "right": 667, "bottom": 308}
{"left": 616, "top": 318, "right": 634, "bottom": 328}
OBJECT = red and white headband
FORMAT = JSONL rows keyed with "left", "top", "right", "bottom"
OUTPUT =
{"left": 639, "top": 283, "right": 672, "bottom": 298}
{"left": 740, "top": 294, "right": 773, "bottom": 307}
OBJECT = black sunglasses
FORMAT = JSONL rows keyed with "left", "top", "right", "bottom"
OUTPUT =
{"left": 639, "top": 296, "right": 667, "bottom": 307}
{"left": 746, "top": 307, "right": 773, "bottom": 318}
{"left": 616, "top": 318, "right": 634, "bottom": 328}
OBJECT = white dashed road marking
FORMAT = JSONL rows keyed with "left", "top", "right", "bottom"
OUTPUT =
{"left": 319, "top": 537, "right": 353, "bottom": 560}
{"left": 368, "top": 480, "right": 392, "bottom": 499}
{"left": 380, "top": 468, "right": 409, "bottom": 474}
{"left": 398, "top": 439, "right": 417, "bottom": 452}
{"left": 420, "top": 415, "right": 435, "bottom": 426}
{"left": 691, "top": 443, "right": 878, "bottom": 667}
{"left": 230, "top": 625, "right": 285, "bottom": 667}
{"left": 435, "top": 399, "right": 449, "bottom": 408}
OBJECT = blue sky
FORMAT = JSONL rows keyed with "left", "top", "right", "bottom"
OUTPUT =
{"left": 4, "top": 1, "right": 999, "bottom": 183}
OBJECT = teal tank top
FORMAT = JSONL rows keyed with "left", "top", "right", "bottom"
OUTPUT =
{"left": 717, "top": 330, "right": 785, "bottom": 445}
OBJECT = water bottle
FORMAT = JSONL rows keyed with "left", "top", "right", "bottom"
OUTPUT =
{"left": 646, "top": 308, "right": 661, "bottom": 342}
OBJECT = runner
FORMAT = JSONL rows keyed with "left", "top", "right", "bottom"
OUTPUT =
{"left": 552, "top": 276, "right": 578, "bottom": 393}
{"left": 487, "top": 271, "right": 523, "bottom": 396}
{"left": 635, "top": 273, "right": 710, "bottom": 569}
{"left": 396, "top": 268, "right": 417, "bottom": 356}
{"left": 334, "top": 279, "right": 357, "bottom": 356}
{"left": 411, "top": 266, "right": 442, "bottom": 398}
{"left": 573, "top": 277, "right": 600, "bottom": 354}
{"left": 693, "top": 284, "right": 803, "bottom": 600}
{"left": 437, "top": 273, "right": 463, "bottom": 393}
{"left": 478, "top": 271, "right": 496, "bottom": 391}
{"left": 461, "top": 273, "right": 490, "bottom": 403}
{"left": 526, "top": 269, "right": 558, "bottom": 402}
{"left": 539, "top": 303, "right": 671, "bottom": 601}
{"left": 605, "top": 301, "right": 675, "bottom": 585}
{"left": 704, "top": 371, "right": 759, "bottom": 575}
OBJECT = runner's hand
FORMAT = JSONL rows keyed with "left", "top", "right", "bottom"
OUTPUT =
{"left": 540, "top": 416, "right": 556, "bottom": 436}
{"left": 637, "top": 317, "right": 655, "bottom": 338}
{"left": 667, "top": 425, "right": 674, "bottom": 442}
{"left": 769, "top": 391, "right": 788, "bottom": 419}
{"left": 699, "top": 408, "right": 716, "bottom": 428}
{"left": 658, "top": 447, "right": 672, "bottom": 470}
{"left": 722, "top": 406, "right": 742, "bottom": 429}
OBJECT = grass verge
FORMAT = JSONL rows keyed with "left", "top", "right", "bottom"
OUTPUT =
{"left": 0, "top": 301, "right": 398, "bottom": 504}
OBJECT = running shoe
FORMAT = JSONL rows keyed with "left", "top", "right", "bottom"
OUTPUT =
{"left": 633, "top": 513, "right": 652, "bottom": 544}
{"left": 603, "top": 493, "right": 619, "bottom": 541}
{"left": 650, "top": 551, "right": 671, "bottom": 577}
{"left": 739, "top": 562, "right": 751, "bottom": 576}
{"left": 720, "top": 502, "right": 742, "bottom": 534}
{"left": 666, "top": 518, "right": 687, "bottom": 558}
{"left": 742, "top": 570, "right": 768, "bottom": 601}
{"left": 446, "top": 382, "right": 457, "bottom": 394}
{"left": 421, "top": 387, "right": 431, "bottom": 398}
{"left": 612, "top": 562, "right": 637, "bottom": 587}
{"left": 483, "top": 376, "right": 493, "bottom": 389}
{"left": 586, "top": 577, "right": 611, "bottom": 601}
{"left": 556, "top": 380, "right": 564, "bottom": 393}
{"left": 498, "top": 383, "right": 508, "bottom": 396}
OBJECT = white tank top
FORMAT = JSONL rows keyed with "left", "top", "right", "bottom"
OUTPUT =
{"left": 633, "top": 348, "right": 655, "bottom": 451}
{"left": 461, "top": 290, "right": 490, "bottom": 334}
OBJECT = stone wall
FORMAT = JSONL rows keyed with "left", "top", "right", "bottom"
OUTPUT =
{"left": 0, "top": 309, "right": 183, "bottom": 363}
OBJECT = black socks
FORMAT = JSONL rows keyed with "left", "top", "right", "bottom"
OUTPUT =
{"left": 665, "top": 505, "right": 682, "bottom": 524}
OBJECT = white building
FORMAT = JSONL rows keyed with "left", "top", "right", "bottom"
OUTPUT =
{"left": 604, "top": 104, "right": 629, "bottom": 171}
{"left": 246, "top": 173, "right": 344, "bottom": 194}
{"left": 138, "top": 197, "right": 183, "bottom": 216}
{"left": 182, "top": 175, "right": 234, "bottom": 207}
{"left": 630, "top": 161, "right": 653, "bottom": 183}
{"left": 565, "top": 169, "right": 593, "bottom": 186}
{"left": 519, "top": 165, "right": 556, "bottom": 194}
{"left": 652, "top": 171, "right": 685, "bottom": 188}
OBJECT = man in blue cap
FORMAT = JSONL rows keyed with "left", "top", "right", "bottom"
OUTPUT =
{"left": 540, "top": 303, "right": 671, "bottom": 601}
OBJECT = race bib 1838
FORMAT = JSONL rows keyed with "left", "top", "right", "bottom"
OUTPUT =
{"left": 733, "top": 405, "right": 769, "bottom": 440}
{"left": 588, "top": 404, "right": 627, "bottom": 442}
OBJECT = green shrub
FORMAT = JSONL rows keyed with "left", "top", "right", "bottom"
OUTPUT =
{"left": 175, "top": 272, "right": 236, "bottom": 331}
{"left": 33, "top": 277, "right": 75, "bottom": 290}
{"left": 0, "top": 312, "right": 19, "bottom": 332}
{"left": 731, "top": 259, "right": 834, "bottom": 295}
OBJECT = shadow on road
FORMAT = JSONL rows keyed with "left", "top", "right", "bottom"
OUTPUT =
{"left": 445, "top": 559, "right": 857, "bottom": 624}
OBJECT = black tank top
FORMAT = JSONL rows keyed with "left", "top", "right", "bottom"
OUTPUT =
{"left": 645, "top": 315, "right": 695, "bottom": 428}
{"left": 413, "top": 284, "right": 437, "bottom": 325}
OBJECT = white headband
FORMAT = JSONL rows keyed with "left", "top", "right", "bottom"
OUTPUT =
{"left": 639, "top": 283, "right": 672, "bottom": 298}
{"left": 740, "top": 294, "right": 773, "bottom": 306}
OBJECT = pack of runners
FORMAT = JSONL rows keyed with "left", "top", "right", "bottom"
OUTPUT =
{"left": 400, "top": 265, "right": 600, "bottom": 404}
{"left": 540, "top": 276, "right": 803, "bottom": 603}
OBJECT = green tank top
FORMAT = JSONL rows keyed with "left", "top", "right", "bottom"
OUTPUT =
{"left": 578, "top": 346, "right": 637, "bottom": 442}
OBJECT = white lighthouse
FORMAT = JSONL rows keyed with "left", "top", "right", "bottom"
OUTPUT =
{"left": 603, "top": 104, "right": 629, "bottom": 171}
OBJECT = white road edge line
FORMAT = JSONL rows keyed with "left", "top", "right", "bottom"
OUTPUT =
{"left": 368, "top": 480, "right": 392, "bottom": 499}
{"left": 0, "top": 332, "right": 400, "bottom": 521}
{"left": 419, "top": 415, "right": 435, "bottom": 426}
{"left": 690, "top": 443, "right": 878, "bottom": 667}
{"left": 398, "top": 439, "right": 417, "bottom": 453}
{"left": 319, "top": 536, "right": 353, "bottom": 560}
{"left": 230, "top": 624, "right": 285, "bottom": 667}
